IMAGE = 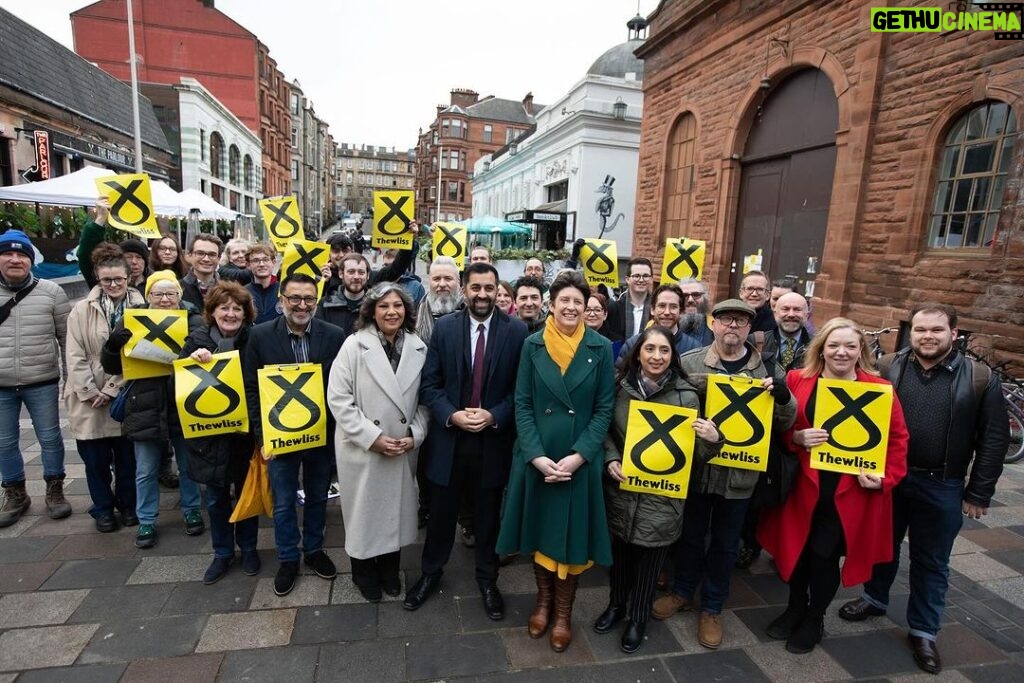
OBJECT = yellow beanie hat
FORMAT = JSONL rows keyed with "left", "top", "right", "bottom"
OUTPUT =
{"left": 144, "top": 270, "right": 182, "bottom": 298}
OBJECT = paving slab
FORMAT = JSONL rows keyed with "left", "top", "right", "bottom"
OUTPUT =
{"left": 376, "top": 592, "right": 460, "bottom": 638}
{"left": 290, "top": 603, "right": 377, "bottom": 644}
{"left": 938, "top": 623, "right": 1011, "bottom": 668}
{"left": 0, "top": 561, "right": 59, "bottom": 593}
{"left": 961, "top": 660, "right": 1024, "bottom": 682}
{"left": 404, "top": 631, "right": 509, "bottom": 680}
{"left": 949, "top": 553, "right": 1020, "bottom": 582}
{"left": 661, "top": 648, "right": 773, "bottom": 682}
{"left": 744, "top": 639, "right": 852, "bottom": 682}
{"left": 980, "top": 576, "right": 1024, "bottom": 610}
{"left": 821, "top": 628, "right": 922, "bottom": 678}
{"left": 78, "top": 614, "right": 207, "bottom": 664}
{"left": 961, "top": 527, "right": 1024, "bottom": 552}
{"left": 0, "top": 588, "right": 89, "bottom": 629}
{"left": 45, "top": 532, "right": 139, "bottom": 560}
{"left": 126, "top": 554, "right": 209, "bottom": 584}
{"left": 14, "top": 663, "right": 126, "bottom": 683}
{"left": 0, "top": 623, "right": 99, "bottom": 672}
{"left": 248, "top": 575, "right": 332, "bottom": 609}
{"left": 38, "top": 558, "right": 141, "bottom": 590}
{"left": 195, "top": 608, "right": 295, "bottom": 652}
{"left": 119, "top": 653, "right": 223, "bottom": 683}
{"left": 69, "top": 584, "right": 175, "bottom": 623}
{"left": 0, "top": 536, "right": 62, "bottom": 563}
{"left": 478, "top": 658, "right": 677, "bottom": 682}
{"left": 329, "top": 572, "right": 405, "bottom": 605}
{"left": 500, "top": 624, "right": 597, "bottom": 669}
{"left": 459, "top": 591, "right": 536, "bottom": 633}
{"left": 579, "top": 616, "right": 682, "bottom": 660}
{"left": 217, "top": 645, "right": 319, "bottom": 683}
{"left": 0, "top": 514, "right": 40, "bottom": 539}
{"left": 22, "top": 513, "right": 102, "bottom": 537}
{"left": 317, "top": 639, "right": 406, "bottom": 683}
{"left": 159, "top": 578, "right": 257, "bottom": 616}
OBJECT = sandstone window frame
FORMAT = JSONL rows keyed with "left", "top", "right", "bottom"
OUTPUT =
{"left": 926, "top": 100, "right": 1017, "bottom": 250}
{"left": 660, "top": 112, "right": 698, "bottom": 241}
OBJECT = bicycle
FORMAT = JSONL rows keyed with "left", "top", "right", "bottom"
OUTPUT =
{"left": 862, "top": 327, "right": 896, "bottom": 361}
{"left": 961, "top": 345, "right": 1024, "bottom": 464}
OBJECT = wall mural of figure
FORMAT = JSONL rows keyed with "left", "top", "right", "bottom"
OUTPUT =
{"left": 596, "top": 175, "right": 625, "bottom": 238}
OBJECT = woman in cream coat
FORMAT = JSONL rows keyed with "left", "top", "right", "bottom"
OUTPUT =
{"left": 327, "top": 282, "right": 429, "bottom": 602}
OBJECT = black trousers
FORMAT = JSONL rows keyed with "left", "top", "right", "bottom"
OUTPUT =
{"left": 609, "top": 536, "right": 670, "bottom": 624}
{"left": 787, "top": 542, "right": 843, "bottom": 615}
{"left": 350, "top": 550, "right": 400, "bottom": 589}
{"left": 421, "top": 446, "right": 502, "bottom": 586}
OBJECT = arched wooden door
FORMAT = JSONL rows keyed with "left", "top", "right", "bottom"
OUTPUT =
{"left": 731, "top": 69, "right": 839, "bottom": 293}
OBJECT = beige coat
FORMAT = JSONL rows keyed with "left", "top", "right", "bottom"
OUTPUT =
{"left": 327, "top": 328, "right": 429, "bottom": 559}
{"left": 64, "top": 286, "right": 145, "bottom": 440}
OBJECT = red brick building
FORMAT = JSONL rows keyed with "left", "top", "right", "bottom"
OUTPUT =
{"left": 70, "top": 0, "right": 292, "bottom": 197}
{"left": 634, "top": 0, "right": 1022, "bottom": 360}
{"left": 415, "top": 89, "right": 539, "bottom": 225}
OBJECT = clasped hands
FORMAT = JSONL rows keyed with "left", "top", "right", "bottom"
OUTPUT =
{"left": 794, "top": 427, "right": 882, "bottom": 490}
{"left": 451, "top": 407, "right": 494, "bottom": 433}
{"left": 371, "top": 434, "right": 414, "bottom": 457}
{"left": 532, "top": 453, "right": 585, "bottom": 483}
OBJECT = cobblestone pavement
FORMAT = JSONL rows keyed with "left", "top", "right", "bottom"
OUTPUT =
{"left": 2, "top": 412, "right": 1024, "bottom": 682}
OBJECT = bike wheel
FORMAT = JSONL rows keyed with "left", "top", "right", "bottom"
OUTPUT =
{"left": 1006, "top": 402, "right": 1024, "bottom": 465}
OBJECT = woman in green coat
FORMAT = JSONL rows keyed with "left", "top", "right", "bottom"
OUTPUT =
{"left": 598, "top": 326, "right": 723, "bottom": 653}
{"left": 497, "top": 270, "right": 616, "bottom": 653}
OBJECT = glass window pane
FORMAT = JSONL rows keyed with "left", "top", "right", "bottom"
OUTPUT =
{"left": 946, "top": 213, "right": 965, "bottom": 248}
{"left": 947, "top": 118, "right": 966, "bottom": 144}
{"left": 982, "top": 213, "right": 999, "bottom": 246}
{"left": 965, "top": 106, "right": 987, "bottom": 141}
{"left": 985, "top": 102, "right": 1010, "bottom": 137}
{"left": 964, "top": 213, "right": 984, "bottom": 247}
{"left": 970, "top": 176, "right": 991, "bottom": 212}
{"left": 952, "top": 180, "right": 972, "bottom": 212}
{"left": 990, "top": 174, "right": 1006, "bottom": 211}
{"left": 940, "top": 145, "right": 960, "bottom": 178}
{"left": 929, "top": 215, "right": 945, "bottom": 248}
{"left": 998, "top": 135, "right": 1017, "bottom": 173}
{"left": 963, "top": 143, "right": 995, "bottom": 174}
{"left": 932, "top": 180, "right": 953, "bottom": 214}
{"left": 1006, "top": 109, "right": 1017, "bottom": 134}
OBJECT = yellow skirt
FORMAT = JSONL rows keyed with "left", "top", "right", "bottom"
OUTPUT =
{"left": 534, "top": 551, "right": 593, "bottom": 580}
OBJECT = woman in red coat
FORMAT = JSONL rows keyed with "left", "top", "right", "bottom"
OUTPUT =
{"left": 758, "top": 317, "right": 908, "bottom": 655}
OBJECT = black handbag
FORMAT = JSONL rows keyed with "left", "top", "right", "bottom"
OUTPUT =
{"left": 109, "top": 381, "right": 134, "bottom": 422}
{"left": 751, "top": 438, "right": 799, "bottom": 509}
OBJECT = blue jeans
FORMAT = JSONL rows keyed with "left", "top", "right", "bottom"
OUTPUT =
{"left": 77, "top": 437, "right": 135, "bottom": 519}
{"left": 267, "top": 448, "right": 332, "bottom": 562}
{"left": 672, "top": 491, "right": 750, "bottom": 614}
{"left": 861, "top": 471, "right": 964, "bottom": 640}
{"left": 134, "top": 435, "right": 202, "bottom": 525}
{"left": 0, "top": 382, "right": 65, "bottom": 484}
{"left": 207, "top": 481, "right": 259, "bottom": 559}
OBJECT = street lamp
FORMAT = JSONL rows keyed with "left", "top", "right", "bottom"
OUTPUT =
{"left": 613, "top": 97, "right": 627, "bottom": 120}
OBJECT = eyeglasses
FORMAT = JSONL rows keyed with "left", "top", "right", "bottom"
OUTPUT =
{"left": 716, "top": 315, "right": 751, "bottom": 327}
{"left": 629, "top": 274, "right": 652, "bottom": 280}
{"left": 682, "top": 291, "right": 703, "bottom": 299}
{"left": 249, "top": 257, "right": 272, "bottom": 265}
{"left": 741, "top": 286, "right": 766, "bottom": 294}
{"left": 191, "top": 250, "right": 219, "bottom": 261}
{"left": 584, "top": 307, "right": 605, "bottom": 315}
{"left": 282, "top": 295, "right": 318, "bottom": 307}
{"left": 99, "top": 277, "right": 126, "bottom": 286}
{"left": 157, "top": 245, "right": 177, "bottom": 253}
{"left": 150, "top": 291, "right": 179, "bottom": 300}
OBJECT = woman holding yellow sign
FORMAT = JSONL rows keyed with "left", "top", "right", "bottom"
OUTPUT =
{"left": 601, "top": 326, "right": 723, "bottom": 653}
{"left": 758, "top": 318, "right": 908, "bottom": 655}
{"left": 179, "top": 282, "right": 260, "bottom": 585}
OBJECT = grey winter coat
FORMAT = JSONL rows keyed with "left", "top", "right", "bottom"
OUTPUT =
{"left": 0, "top": 277, "right": 70, "bottom": 387}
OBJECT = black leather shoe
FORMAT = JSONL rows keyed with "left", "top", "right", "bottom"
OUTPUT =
{"left": 909, "top": 635, "right": 941, "bottom": 674}
{"left": 593, "top": 604, "right": 626, "bottom": 634}
{"left": 274, "top": 561, "right": 299, "bottom": 596}
{"left": 481, "top": 585, "right": 505, "bottom": 620}
{"left": 118, "top": 510, "right": 139, "bottom": 527}
{"left": 95, "top": 513, "right": 119, "bottom": 533}
{"left": 621, "top": 621, "right": 646, "bottom": 653}
{"left": 838, "top": 597, "right": 886, "bottom": 622}
{"left": 403, "top": 573, "right": 441, "bottom": 611}
{"left": 304, "top": 550, "right": 337, "bottom": 580}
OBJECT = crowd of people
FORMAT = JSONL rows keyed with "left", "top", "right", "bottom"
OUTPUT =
{"left": 0, "top": 216, "right": 1011, "bottom": 673}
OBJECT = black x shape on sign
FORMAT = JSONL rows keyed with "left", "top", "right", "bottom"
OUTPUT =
{"left": 665, "top": 243, "right": 701, "bottom": 280}
{"left": 286, "top": 243, "right": 326, "bottom": 277}
{"left": 710, "top": 385, "right": 766, "bottom": 448}
{"left": 584, "top": 242, "right": 616, "bottom": 275}
{"left": 138, "top": 315, "right": 183, "bottom": 354}
{"left": 266, "top": 199, "right": 301, "bottom": 238}
{"left": 183, "top": 359, "right": 240, "bottom": 418}
{"left": 267, "top": 372, "right": 321, "bottom": 432}
{"left": 435, "top": 224, "right": 465, "bottom": 258}
{"left": 377, "top": 196, "right": 411, "bottom": 235}
{"left": 628, "top": 409, "right": 690, "bottom": 475}
{"left": 821, "top": 387, "right": 885, "bottom": 452}
{"left": 104, "top": 179, "right": 151, "bottom": 227}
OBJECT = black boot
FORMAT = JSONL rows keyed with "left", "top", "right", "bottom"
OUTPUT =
{"left": 785, "top": 612, "right": 824, "bottom": 654}
{"left": 767, "top": 602, "right": 808, "bottom": 640}
{"left": 593, "top": 603, "right": 626, "bottom": 634}
{"left": 621, "top": 620, "right": 646, "bottom": 653}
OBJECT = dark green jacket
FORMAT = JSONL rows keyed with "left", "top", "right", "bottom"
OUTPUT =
{"left": 496, "top": 327, "right": 616, "bottom": 566}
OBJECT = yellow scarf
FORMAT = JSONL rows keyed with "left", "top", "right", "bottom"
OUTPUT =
{"left": 543, "top": 321, "right": 585, "bottom": 375}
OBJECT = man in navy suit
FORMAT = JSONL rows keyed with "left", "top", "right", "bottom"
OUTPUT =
{"left": 242, "top": 273, "right": 346, "bottom": 597}
{"left": 404, "top": 262, "right": 529, "bottom": 619}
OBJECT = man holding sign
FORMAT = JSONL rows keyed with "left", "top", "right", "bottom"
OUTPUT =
{"left": 839, "top": 304, "right": 1008, "bottom": 674}
{"left": 243, "top": 273, "right": 346, "bottom": 596}
{"left": 652, "top": 299, "right": 795, "bottom": 650}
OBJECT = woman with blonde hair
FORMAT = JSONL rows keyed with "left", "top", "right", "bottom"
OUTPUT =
{"left": 758, "top": 317, "right": 909, "bottom": 654}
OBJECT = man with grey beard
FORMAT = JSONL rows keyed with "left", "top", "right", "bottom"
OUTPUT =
{"left": 679, "top": 278, "right": 714, "bottom": 346}
{"left": 415, "top": 257, "right": 463, "bottom": 343}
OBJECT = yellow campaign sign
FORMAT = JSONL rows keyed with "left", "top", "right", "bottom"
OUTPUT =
{"left": 705, "top": 374, "right": 773, "bottom": 471}
{"left": 173, "top": 350, "right": 249, "bottom": 438}
{"left": 810, "top": 378, "right": 893, "bottom": 476}
{"left": 259, "top": 196, "right": 304, "bottom": 252}
{"left": 661, "top": 237, "right": 706, "bottom": 282}
{"left": 280, "top": 239, "right": 329, "bottom": 300}
{"left": 580, "top": 238, "right": 619, "bottom": 288}
{"left": 742, "top": 248, "right": 763, "bottom": 274}
{"left": 258, "top": 363, "right": 327, "bottom": 457}
{"left": 95, "top": 173, "right": 161, "bottom": 239}
{"left": 432, "top": 222, "right": 467, "bottom": 269}
{"left": 372, "top": 190, "right": 414, "bottom": 250}
{"left": 121, "top": 309, "right": 187, "bottom": 380}
{"left": 619, "top": 401, "right": 697, "bottom": 499}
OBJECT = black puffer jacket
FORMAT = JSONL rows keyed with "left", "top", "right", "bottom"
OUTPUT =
{"left": 178, "top": 324, "right": 254, "bottom": 487}
{"left": 100, "top": 306, "right": 203, "bottom": 442}
{"left": 603, "top": 371, "right": 723, "bottom": 547}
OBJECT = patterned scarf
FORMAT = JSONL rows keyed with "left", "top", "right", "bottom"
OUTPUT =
{"left": 99, "top": 292, "right": 128, "bottom": 330}
{"left": 377, "top": 328, "right": 405, "bottom": 373}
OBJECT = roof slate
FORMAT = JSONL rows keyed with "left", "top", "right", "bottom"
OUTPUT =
{"left": 465, "top": 97, "right": 543, "bottom": 124}
{"left": 0, "top": 7, "right": 170, "bottom": 151}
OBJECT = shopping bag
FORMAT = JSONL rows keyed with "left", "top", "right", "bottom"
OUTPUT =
{"left": 229, "top": 451, "right": 274, "bottom": 522}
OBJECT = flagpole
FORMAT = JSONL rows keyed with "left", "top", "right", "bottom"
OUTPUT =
{"left": 126, "top": 0, "right": 143, "bottom": 173}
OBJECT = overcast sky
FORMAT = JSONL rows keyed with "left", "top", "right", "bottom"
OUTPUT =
{"left": 2, "top": 0, "right": 657, "bottom": 151}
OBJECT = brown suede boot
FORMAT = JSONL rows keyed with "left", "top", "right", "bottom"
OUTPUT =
{"left": 44, "top": 475, "right": 72, "bottom": 520}
{"left": 549, "top": 573, "right": 579, "bottom": 652}
{"left": 0, "top": 480, "right": 31, "bottom": 528}
{"left": 528, "top": 563, "right": 556, "bottom": 638}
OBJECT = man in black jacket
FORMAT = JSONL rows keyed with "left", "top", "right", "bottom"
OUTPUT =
{"left": 243, "top": 273, "right": 346, "bottom": 597}
{"left": 838, "top": 302, "right": 1009, "bottom": 675}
